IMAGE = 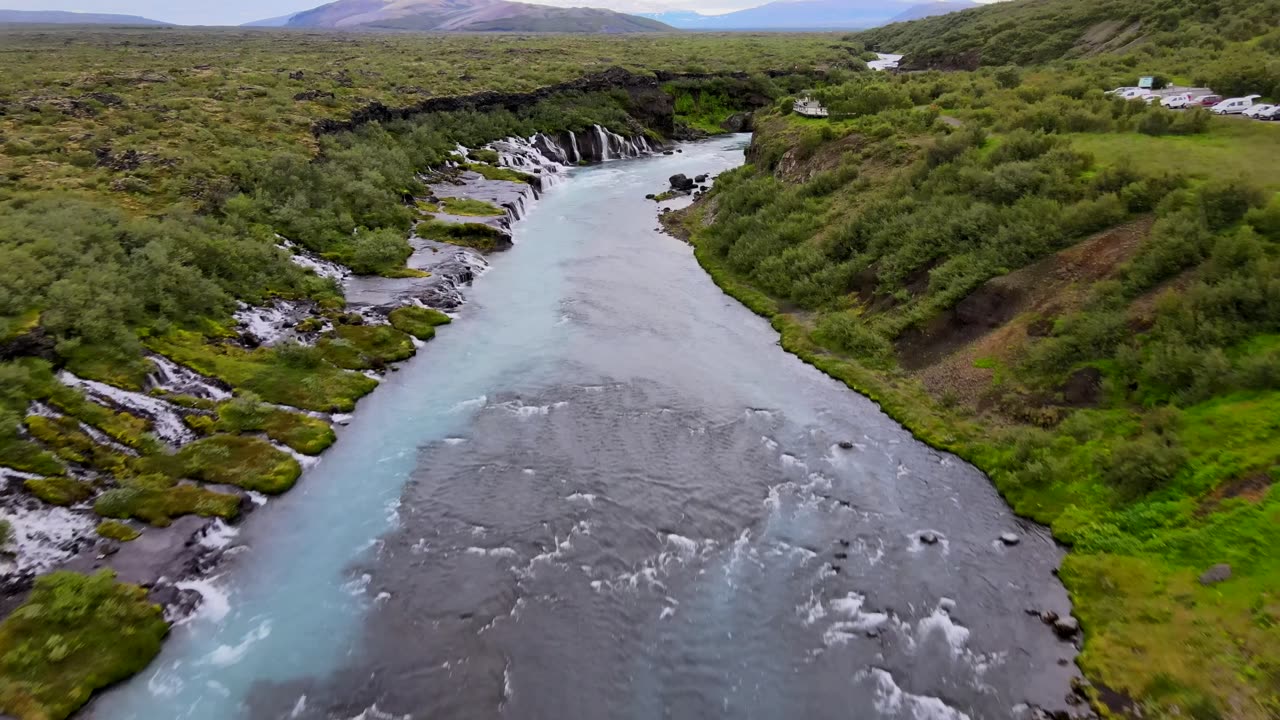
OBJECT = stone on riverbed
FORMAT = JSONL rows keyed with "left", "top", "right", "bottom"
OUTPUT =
{"left": 1052, "top": 616, "right": 1080, "bottom": 639}
{"left": 1000, "top": 532, "right": 1020, "bottom": 546}
{"left": 837, "top": 440, "right": 854, "bottom": 449}
{"left": 919, "top": 531, "right": 939, "bottom": 545}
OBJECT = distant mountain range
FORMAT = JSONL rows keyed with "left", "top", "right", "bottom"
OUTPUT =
{"left": 251, "top": 0, "right": 671, "bottom": 32}
{"left": 0, "top": 9, "right": 170, "bottom": 25}
{"left": 641, "top": 0, "right": 978, "bottom": 30}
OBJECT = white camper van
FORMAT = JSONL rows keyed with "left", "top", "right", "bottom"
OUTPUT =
{"left": 1210, "top": 95, "right": 1261, "bottom": 115}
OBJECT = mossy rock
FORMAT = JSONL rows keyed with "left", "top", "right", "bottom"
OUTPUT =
{"left": 95, "top": 520, "right": 141, "bottom": 542}
{"left": 317, "top": 324, "right": 415, "bottom": 371}
{"left": 25, "top": 477, "right": 94, "bottom": 507}
{"left": 0, "top": 570, "right": 167, "bottom": 720}
{"left": 94, "top": 475, "right": 240, "bottom": 527}
{"left": 173, "top": 435, "right": 301, "bottom": 494}
{"left": 388, "top": 306, "right": 452, "bottom": 341}
{"left": 439, "top": 197, "right": 504, "bottom": 216}
{"left": 464, "top": 163, "right": 535, "bottom": 184}
{"left": 416, "top": 219, "right": 510, "bottom": 253}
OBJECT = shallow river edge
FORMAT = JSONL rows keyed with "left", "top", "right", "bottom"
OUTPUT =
{"left": 663, "top": 193, "right": 1096, "bottom": 713}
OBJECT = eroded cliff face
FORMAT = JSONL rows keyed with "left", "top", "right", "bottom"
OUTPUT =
{"left": 311, "top": 67, "right": 674, "bottom": 137}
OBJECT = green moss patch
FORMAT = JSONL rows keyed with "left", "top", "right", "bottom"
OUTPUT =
{"left": 416, "top": 220, "right": 509, "bottom": 253}
{"left": 213, "top": 395, "right": 335, "bottom": 456}
{"left": 166, "top": 435, "right": 301, "bottom": 494}
{"left": 388, "top": 306, "right": 452, "bottom": 341}
{"left": 438, "top": 197, "right": 504, "bottom": 217}
{"left": 0, "top": 437, "right": 63, "bottom": 477}
{"left": 94, "top": 476, "right": 240, "bottom": 527}
{"left": 317, "top": 324, "right": 415, "bottom": 371}
{"left": 24, "top": 477, "right": 93, "bottom": 507}
{"left": 147, "top": 331, "right": 377, "bottom": 413}
{"left": 23, "top": 416, "right": 132, "bottom": 477}
{"left": 464, "top": 163, "right": 535, "bottom": 184}
{"left": 0, "top": 570, "right": 167, "bottom": 720}
{"left": 95, "top": 520, "right": 140, "bottom": 542}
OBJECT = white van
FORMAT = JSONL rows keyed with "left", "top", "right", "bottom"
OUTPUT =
{"left": 1243, "top": 103, "right": 1276, "bottom": 119}
{"left": 1210, "top": 95, "right": 1261, "bottom": 115}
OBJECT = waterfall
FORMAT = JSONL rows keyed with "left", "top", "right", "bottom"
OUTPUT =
{"left": 595, "top": 125, "right": 610, "bottom": 162}
{"left": 568, "top": 131, "right": 581, "bottom": 164}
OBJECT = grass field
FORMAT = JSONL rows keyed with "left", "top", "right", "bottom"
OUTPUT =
{"left": 1070, "top": 118, "right": 1280, "bottom": 190}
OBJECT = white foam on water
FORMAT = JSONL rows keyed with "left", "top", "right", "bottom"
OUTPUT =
{"left": 465, "top": 546, "right": 518, "bottom": 558}
{"left": 198, "top": 519, "right": 239, "bottom": 550}
{"left": 148, "top": 355, "right": 232, "bottom": 401}
{"left": 798, "top": 591, "right": 826, "bottom": 625}
{"left": 760, "top": 436, "right": 779, "bottom": 451}
{"left": 450, "top": 395, "right": 488, "bottom": 413}
{"left": 205, "top": 619, "right": 272, "bottom": 667}
{"left": 916, "top": 601, "right": 971, "bottom": 658}
{"left": 347, "top": 704, "right": 411, "bottom": 720}
{"left": 566, "top": 492, "right": 596, "bottom": 504}
{"left": 290, "top": 695, "right": 308, "bottom": 718}
{"left": 58, "top": 370, "right": 195, "bottom": 446}
{"left": 246, "top": 491, "right": 269, "bottom": 506}
{"left": 823, "top": 592, "right": 889, "bottom": 646}
{"left": 0, "top": 501, "right": 95, "bottom": 577}
{"left": 498, "top": 399, "right": 567, "bottom": 417}
{"left": 146, "top": 662, "right": 187, "bottom": 698}
{"left": 659, "top": 606, "right": 675, "bottom": 620}
{"left": 175, "top": 576, "right": 231, "bottom": 623}
{"left": 279, "top": 238, "right": 349, "bottom": 281}
{"left": 443, "top": 437, "right": 468, "bottom": 445}
{"left": 866, "top": 668, "right": 971, "bottom": 720}
{"left": 342, "top": 572, "right": 372, "bottom": 597}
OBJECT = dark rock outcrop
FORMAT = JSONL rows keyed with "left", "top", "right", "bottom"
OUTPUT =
{"left": 669, "top": 174, "right": 695, "bottom": 192}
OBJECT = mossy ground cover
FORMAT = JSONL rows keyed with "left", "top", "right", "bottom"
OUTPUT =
{"left": 388, "top": 306, "right": 452, "bottom": 341}
{"left": 23, "top": 477, "right": 93, "bottom": 508}
{"left": 94, "top": 476, "right": 241, "bottom": 527}
{"left": 209, "top": 395, "right": 335, "bottom": 455}
{"left": 152, "top": 435, "right": 300, "bottom": 495}
{"left": 437, "top": 197, "right": 504, "bottom": 217}
{"left": 317, "top": 324, "right": 416, "bottom": 371}
{"left": 94, "top": 520, "right": 140, "bottom": 542}
{"left": 0, "top": 570, "right": 167, "bottom": 720}
{"left": 147, "top": 331, "right": 377, "bottom": 413}
{"left": 416, "top": 219, "right": 509, "bottom": 253}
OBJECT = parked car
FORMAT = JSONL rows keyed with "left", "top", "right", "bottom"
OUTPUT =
{"left": 1257, "top": 105, "right": 1280, "bottom": 121}
{"left": 1194, "top": 94, "right": 1223, "bottom": 107}
{"left": 1209, "top": 95, "right": 1261, "bottom": 114}
{"left": 1243, "top": 103, "right": 1276, "bottom": 119}
{"left": 1114, "top": 88, "right": 1153, "bottom": 100}
{"left": 1105, "top": 87, "right": 1140, "bottom": 96}
{"left": 1160, "top": 93, "right": 1196, "bottom": 109}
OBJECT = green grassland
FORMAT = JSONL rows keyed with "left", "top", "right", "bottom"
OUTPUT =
{"left": 672, "top": 57, "right": 1280, "bottom": 717}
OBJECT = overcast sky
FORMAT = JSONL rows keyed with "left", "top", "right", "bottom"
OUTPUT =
{"left": 10, "top": 0, "right": 989, "bottom": 27}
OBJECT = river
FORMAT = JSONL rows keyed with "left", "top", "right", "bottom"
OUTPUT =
{"left": 91, "top": 134, "right": 1078, "bottom": 720}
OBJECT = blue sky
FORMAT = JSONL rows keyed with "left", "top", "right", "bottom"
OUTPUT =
{"left": 9, "top": 0, "right": 992, "bottom": 26}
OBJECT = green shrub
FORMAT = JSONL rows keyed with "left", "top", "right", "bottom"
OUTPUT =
{"left": 95, "top": 520, "right": 140, "bottom": 542}
{"left": 0, "top": 570, "right": 167, "bottom": 720}
{"left": 1104, "top": 433, "right": 1188, "bottom": 500}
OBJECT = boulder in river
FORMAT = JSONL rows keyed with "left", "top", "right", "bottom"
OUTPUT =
{"left": 919, "top": 531, "right": 939, "bottom": 545}
{"left": 668, "top": 174, "right": 695, "bottom": 192}
{"left": 999, "top": 532, "right": 1020, "bottom": 546}
{"left": 837, "top": 440, "right": 854, "bottom": 449}
{"left": 1052, "top": 616, "right": 1080, "bottom": 639}
{"left": 1198, "top": 563, "right": 1231, "bottom": 586}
